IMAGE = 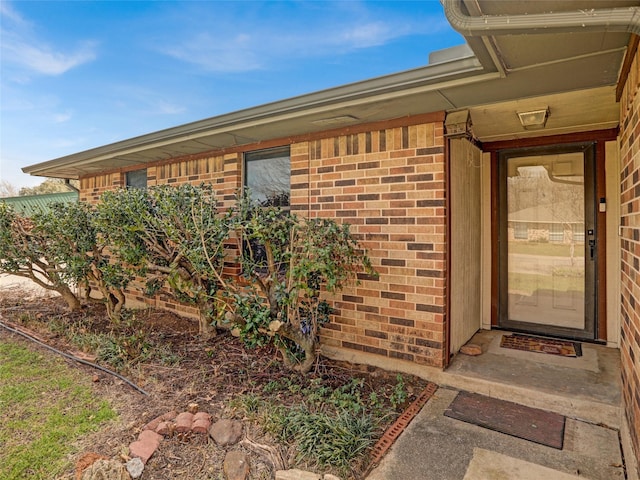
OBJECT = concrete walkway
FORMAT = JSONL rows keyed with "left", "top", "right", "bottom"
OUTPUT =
{"left": 367, "top": 330, "right": 633, "bottom": 480}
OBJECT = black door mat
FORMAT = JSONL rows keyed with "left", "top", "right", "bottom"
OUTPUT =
{"left": 500, "top": 333, "right": 582, "bottom": 357}
{"left": 444, "top": 391, "right": 566, "bottom": 449}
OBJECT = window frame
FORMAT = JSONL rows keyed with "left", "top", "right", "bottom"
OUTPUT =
{"left": 243, "top": 146, "right": 291, "bottom": 207}
{"left": 125, "top": 168, "right": 148, "bottom": 189}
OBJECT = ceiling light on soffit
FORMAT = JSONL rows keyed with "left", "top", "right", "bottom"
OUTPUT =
{"left": 517, "top": 107, "right": 549, "bottom": 130}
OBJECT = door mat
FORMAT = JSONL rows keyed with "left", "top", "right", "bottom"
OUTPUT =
{"left": 500, "top": 333, "right": 582, "bottom": 357}
{"left": 444, "top": 391, "right": 566, "bottom": 449}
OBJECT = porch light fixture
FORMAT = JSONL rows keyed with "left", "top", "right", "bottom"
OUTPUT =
{"left": 517, "top": 107, "right": 549, "bottom": 130}
{"left": 444, "top": 110, "right": 472, "bottom": 138}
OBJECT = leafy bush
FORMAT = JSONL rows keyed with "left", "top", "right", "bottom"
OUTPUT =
{"left": 38, "top": 201, "right": 133, "bottom": 320}
{"left": 229, "top": 193, "right": 377, "bottom": 373}
{"left": 0, "top": 201, "right": 132, "bottom": 318}
{"left": 96, "top": 184, "right": 229, "bottom": 337}
{"left": 2, "top": 184, "right": 376, "bottom": 373}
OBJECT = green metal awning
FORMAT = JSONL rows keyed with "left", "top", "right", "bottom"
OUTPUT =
{"left": 1, "top": 192, "right": 78, "bottom": 216}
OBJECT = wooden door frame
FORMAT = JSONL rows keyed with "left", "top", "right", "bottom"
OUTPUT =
{"left": 483, "top": 128, "right": 617, "bottom": 342}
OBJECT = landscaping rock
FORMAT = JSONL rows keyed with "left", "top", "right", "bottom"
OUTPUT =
{"left": 80, "top": 459, "right": 130, "bottom": 480}
{"left": 223, "top": 451, "right": 250, "bottom": 480}
{"left": 460, "top": 343, "right": 482, "bottom": 356}
{"left": 143, "top": 411, "right": 177, "bottom": 431}
{"left": 276, "top": 469, "right": 321, "bottom": 480}
{"left": 210, "top": 418, "right": 243, "bottom": 446}
{"left": 129, "top": 430, "right": 162, "bottom": 464}
{"left": 192, "top": 411, "right": 212, "bottom": 434}
{"left": 324, "top": 475, "right": 342, "bottom": 480}
{"left": 187, "top": 402, "right": 199, "bottom": 413}
{"left": 125, "top": 457, "right": 144, "bottom": 479}
{"left": 75, "top": 452, "right": 109, "bottom": 480}
{"left": 155, "top": 421, "right": 172, "bottom": 436}
{"left": 175, "top": 411, "right": 194, "bottom": 433}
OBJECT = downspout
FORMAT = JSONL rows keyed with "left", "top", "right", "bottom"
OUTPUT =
{"left": 442, "top": 0, "right": 640, "bottom": 36}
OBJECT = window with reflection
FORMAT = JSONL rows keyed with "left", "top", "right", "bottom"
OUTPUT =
{"left": 125, "top": 168, "right": 147, "bottom": 189}
{"left": 244, "top": 146, "right": 290, "bottom": 206}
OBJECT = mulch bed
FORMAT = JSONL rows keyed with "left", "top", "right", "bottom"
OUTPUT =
{"left": 0, "top": 290, "right": 430, "bottom": 479}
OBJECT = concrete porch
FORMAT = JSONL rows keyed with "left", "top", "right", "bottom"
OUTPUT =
{"left": 366, "top": 329, "right": 635, "bottom": 480}
{"left": 443, "top": 330, "right": 622, "bottom": 428}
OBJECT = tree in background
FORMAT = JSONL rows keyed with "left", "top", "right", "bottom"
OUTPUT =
{"left": 18, "top": 178, "right": 78, "bottom": 196}
{"left": 0, "top": 180, "right": 18, "bottom": 198}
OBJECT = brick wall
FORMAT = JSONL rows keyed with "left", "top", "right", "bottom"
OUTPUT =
{"left": 290, "top": 120, "right": 448, "bottom": 368}
{"left": 619, "top": 43, "right": 640, "bottom": 461}
{"left": 80, "top": 172, "right": 123, "bottom": 203}
{"left": 78, "top": 117, "right": 449, "bottom": 368}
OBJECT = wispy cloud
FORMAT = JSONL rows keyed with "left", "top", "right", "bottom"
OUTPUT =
{"left": 162, "top": 32, "right": 261, "bottom": 73}
{"left": 111, "top": 84, "right": 187, "bottom": 116}
{"left": 2, "top": 36, "right": 97, "bottom": 75}
{"left": 0, "top": 1, "right": 97, "bottom": 76}
{"left": 155, "top": 2, "right": 444, "bottom": 73}
{"left": 50, "top": 137, "right": 85, "bottom": 149}
{"left": 0, "top": 1, "right": 26, "bottom": 25}
{"left": 338, "top": 22, "right": 397, "bottom": 48}
{"left": 52, "top": 111, "right": 72, "bottom": 123}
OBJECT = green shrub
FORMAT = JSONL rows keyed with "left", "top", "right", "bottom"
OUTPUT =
{"left": 229, "top": 192, "right": 377, "bottom": 373}
{"left": 282, "top": 407, "right": 375, "bottom": 473}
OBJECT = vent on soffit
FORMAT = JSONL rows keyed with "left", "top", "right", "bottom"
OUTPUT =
{"left": 311, "top": 115, "right": 359, "bottom": 126}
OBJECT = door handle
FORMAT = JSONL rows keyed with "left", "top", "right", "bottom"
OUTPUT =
{"left": 589, "top": 239, "right": 595, "bottom": 259}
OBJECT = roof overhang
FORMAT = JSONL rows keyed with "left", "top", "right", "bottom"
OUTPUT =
{"left": 23, "top": 53, "right": 488, "bottom": 179}
{"left": 23, "top": 0, "right": 639, "bottom": 179}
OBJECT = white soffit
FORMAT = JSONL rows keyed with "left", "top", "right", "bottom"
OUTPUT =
{"left": 468, "top": 86, "right": 619, "bottom": 142}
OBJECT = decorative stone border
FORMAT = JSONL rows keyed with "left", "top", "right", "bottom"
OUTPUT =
{"left": 78, "top": 405, "right": 345, "bottom": 480}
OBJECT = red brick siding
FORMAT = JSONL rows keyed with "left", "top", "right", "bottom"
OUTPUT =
{"left": 619, "top": 44, "right": 640, "bottom": 460}
{"left": 80, "top": 172, "right": 123, "bottom": 203}
{"left": 290, "top": 122, "right": 447, "bottom": 367}
{"left": 78, "top": 119, "right": 448, "bottom": 368}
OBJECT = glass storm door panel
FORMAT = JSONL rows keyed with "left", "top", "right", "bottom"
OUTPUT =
{"left": 498, "top": 144, "right": 596, "bottom": 340}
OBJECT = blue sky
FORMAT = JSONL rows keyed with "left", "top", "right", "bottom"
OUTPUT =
{"left": 0, "top": 0, "right": 464, "bottom": 189}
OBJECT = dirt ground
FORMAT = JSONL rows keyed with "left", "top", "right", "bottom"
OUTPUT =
{"left": 0, "top": 286, "right": 429, "bottom": 480}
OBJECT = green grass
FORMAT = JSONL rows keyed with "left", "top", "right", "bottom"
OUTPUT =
{"left": 508, "top": 242, "right": 578, "bottom": 257}
{"left": 0, "top": 340, "right": 116, "bottom": 480}
{"left": 509, "top": 271, "right": 584, "bottom": 295}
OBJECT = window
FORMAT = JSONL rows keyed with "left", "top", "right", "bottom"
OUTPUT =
{"left": 513, "top": 222, "right": 528, "bottom": 240}
{"left": 244, "top": 146, "right": 290, "bottom": 206}
{"left": 549, "top": 223, "right": 564, "bottom": 243}
{"left": 126, "top": 169, "right": 147, "bottom": 189}
{"left": 572, "top": 223, "right": 585, "bottom": 243}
